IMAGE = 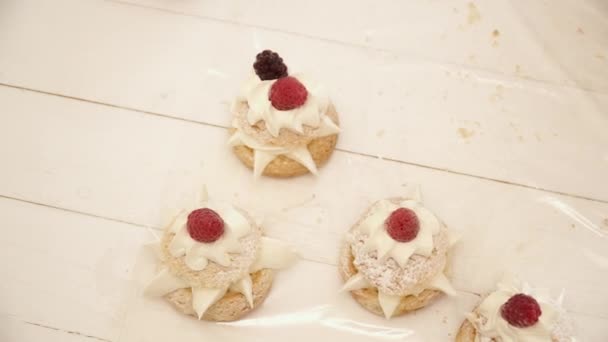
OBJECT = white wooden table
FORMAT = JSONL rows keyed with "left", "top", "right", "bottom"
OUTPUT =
{"left": 1, "top": 1, "right": 607, "bottom": 341}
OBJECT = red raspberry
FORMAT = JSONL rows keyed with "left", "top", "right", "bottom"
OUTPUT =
{"left": 500, "top": 293, "right": 542, "bottom": 328}
{"left": 385, "top": 208, "right": 420, "bottom": 242}
{"left": 187, "top": 208, "right": 224, "bottom": 243}
{"left": 269, "top": 76, "right": 308, "bottom": 110}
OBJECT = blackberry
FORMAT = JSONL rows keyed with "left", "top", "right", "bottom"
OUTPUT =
{"left": 253, "top": 50, "right": 288, "bottom": 80}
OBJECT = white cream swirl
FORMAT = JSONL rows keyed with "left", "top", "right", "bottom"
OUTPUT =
{"left": 229, "top": 73, "right": 340, "bottom": 177}
{"left": 242, "top": 73, "right": 336, "bottom": 137}
{"left": 341, "top": 194, "right": 457, "bottom": 319}
{"left": 468, "top": 280, "right": 574, "bottom": 342}
{"left": 228, "top": 127, "right": 319, "bottom": 178}
{"left": 146, "top": 235, "right": 297, "bottom": 319}
{"left": 355, "top": 199, "right": 440, "bottom": 266}
{"left": 145, "top": 192, "right": 298, "bottom": 319}
{"left": 167, "top": 201, "right": 251, "bottom": 271}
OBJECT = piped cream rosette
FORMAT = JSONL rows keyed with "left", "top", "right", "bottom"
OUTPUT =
{"left": 229, "top": 73, "right": 340, "bottom": 178}
{"left": 340, "top": 190, "right": 457, "bottom": 319}
{"left": 145, "top": 190, "right": 297, "bottom": 321}
{"left": 458, "top": 279, "right": 576, "bottom": 342}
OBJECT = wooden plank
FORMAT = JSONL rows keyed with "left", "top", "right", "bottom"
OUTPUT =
{"left": 120, "top": 247, "right": 608, "bottom": 341}
{"left": 1, "top": 87, "right": 607, "bottom": 322}
{"left": 120, "top": 251, "right": 482, "bottom": 342}
{"left": 0, "top": 197, "right": 149, "bottom": 341}
{"left": 0, "top": 0, "right": 607, "bottom": 199}
{"left": 117, "top": 0, "right": 608, "bottom": 91}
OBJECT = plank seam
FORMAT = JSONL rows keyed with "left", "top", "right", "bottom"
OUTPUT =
{"left": 3, "top": 196, "right": 607, "bottom": 320}
{"left": 22, "top": 320, "right": 112, "bottom": 342}
{"left": 104, "top": 0, "right": 608, "bottom": 95}
{"left": 1, "top": 82, "right": 606, "bottom": 204}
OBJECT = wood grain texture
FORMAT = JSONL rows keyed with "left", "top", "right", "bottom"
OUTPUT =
{"left": 338, "top": 244, "right": 443, "bottom": 317}
{"left": 1, "top": 0, "right": 607, "bottom": 341}
{"left": 1, "top": 87, "right": 607, "bottom": 340}
{"left": 114, "top": 0, "right": 608, "bottom": 92}
{"left": 0, "top": 315, "right": 107, "bottom": 342}
{"left": 0, "top": 197, "right": 149, "bottom": 341}
{"left": 1, "top": 0, "right": 607, "bottom": 199}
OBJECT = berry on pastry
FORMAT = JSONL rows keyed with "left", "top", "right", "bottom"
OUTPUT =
{"left": 339, "top": 189, "right": 457, "bottom": 319}
{"left": 229, "top": 50, "right": 341, "bottom": 178}
{"left": 253, "top": 50, "right": 288, "bottom": 81}
{"left": 144, "top": 190, "right": 298, "bottom": 321}
{"left": 456, "top": 279, "right": 575, "bottom": 341}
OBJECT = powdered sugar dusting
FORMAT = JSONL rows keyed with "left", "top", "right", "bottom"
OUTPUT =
{"left": 346, "top": 197, "right": 450, "bottom": 296}
{"left": 551, "top": 307, "right": 575, "bottom": 342}
{"left": 348, "top": 228, "right": 449, "bottom": 296}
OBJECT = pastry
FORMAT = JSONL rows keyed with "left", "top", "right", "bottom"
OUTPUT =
{"left": 228, "top": 50, "right": 341, "bottom": 178}
{"left": 339, "top": 190, "right": 457, "bottom": 319}
{"left": 456, "top": 279, "right": 575, "bottom": 341}
{"left": 144, "top": 190, "right": 297, "bottom": 321}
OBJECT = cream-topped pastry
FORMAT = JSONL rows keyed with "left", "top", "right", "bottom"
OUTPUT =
{"left": 456, "top": 279, "right": 576, "bottom": 342}
{"left": 229, "top": 50, "right": 340, "bottom": 178}
{"left": 145, "top": 190, "right": 297, "bottom": 321}
{"left": 339, "top": 189, "right": 457, "bottom": 319}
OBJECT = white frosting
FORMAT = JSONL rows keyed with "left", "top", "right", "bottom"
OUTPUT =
{"left": 378, "top": 292, "right": 401, "bottom": 319}
{"left": 229, "top": 73, "right": 340, "bottom": 177}
{"left": 468, "top": 280, "right": 573, "bottom": 342}
{"left": 429, "top": 273, "right": 456, "bottom": 296}
{"left": 372, "top": 273, "right": 453, "bottom": 319}
{"left": 251, "top": 237, "right": 299, "bottom": 272}
{"left": 340, "top": 273, "right": 371, "bottom": 292}
{"left": 230, "top": 274, "right": 254, "bottom": 308}
{"left": 145, "top": 194, "right": 298, "bottom": 319}
{"left": 168, "top": 201, "right": 252, "bottom": 271}
{"left": 192, "top": 287, "right": 227, "bottom": 319}
{"left": 341, "top": 196, "right": 456, "bottom": 319}
{"left": 229, "top": 128, "right": 319, "bottom": 178}
{"left": 356, "top": 199, "right": 440, "bottom": 267}
{"left": 144, "top": 268, "right": 187, "bottom": 297}
{"left": 146, "top": 235, "right": 297, "bottom": 319}
{"left": 242, "top": 73, "right": 332, "bottom": 137}
{"left": 340, "top": 269, "right": 456, "bottom": 319}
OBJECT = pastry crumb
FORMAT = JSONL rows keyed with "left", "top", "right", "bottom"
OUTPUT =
{"left": 467, "top": 2, "right": 481, "bottom": 24}
{"left": 489, "top": 85, "right": 503, "bottom": 102}
{"left": 458, "top": 127, "right": 475, "bottom": 140}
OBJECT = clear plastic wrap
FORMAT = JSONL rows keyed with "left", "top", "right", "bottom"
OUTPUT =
{"left": 1, "top": 0, "right": 606, "bottom": 340}
{"left": 114, "top": 2, "right": 608, "bottom": 341}
{"left": 117, "top": 158, "right": 607, "bottom": 341}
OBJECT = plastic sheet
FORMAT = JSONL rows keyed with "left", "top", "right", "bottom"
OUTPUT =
{"left": 117, "top": 158, "right": 607, "bottom": 342}
{"left": 115, "top": 2, "right": 608, "bottom": 341}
